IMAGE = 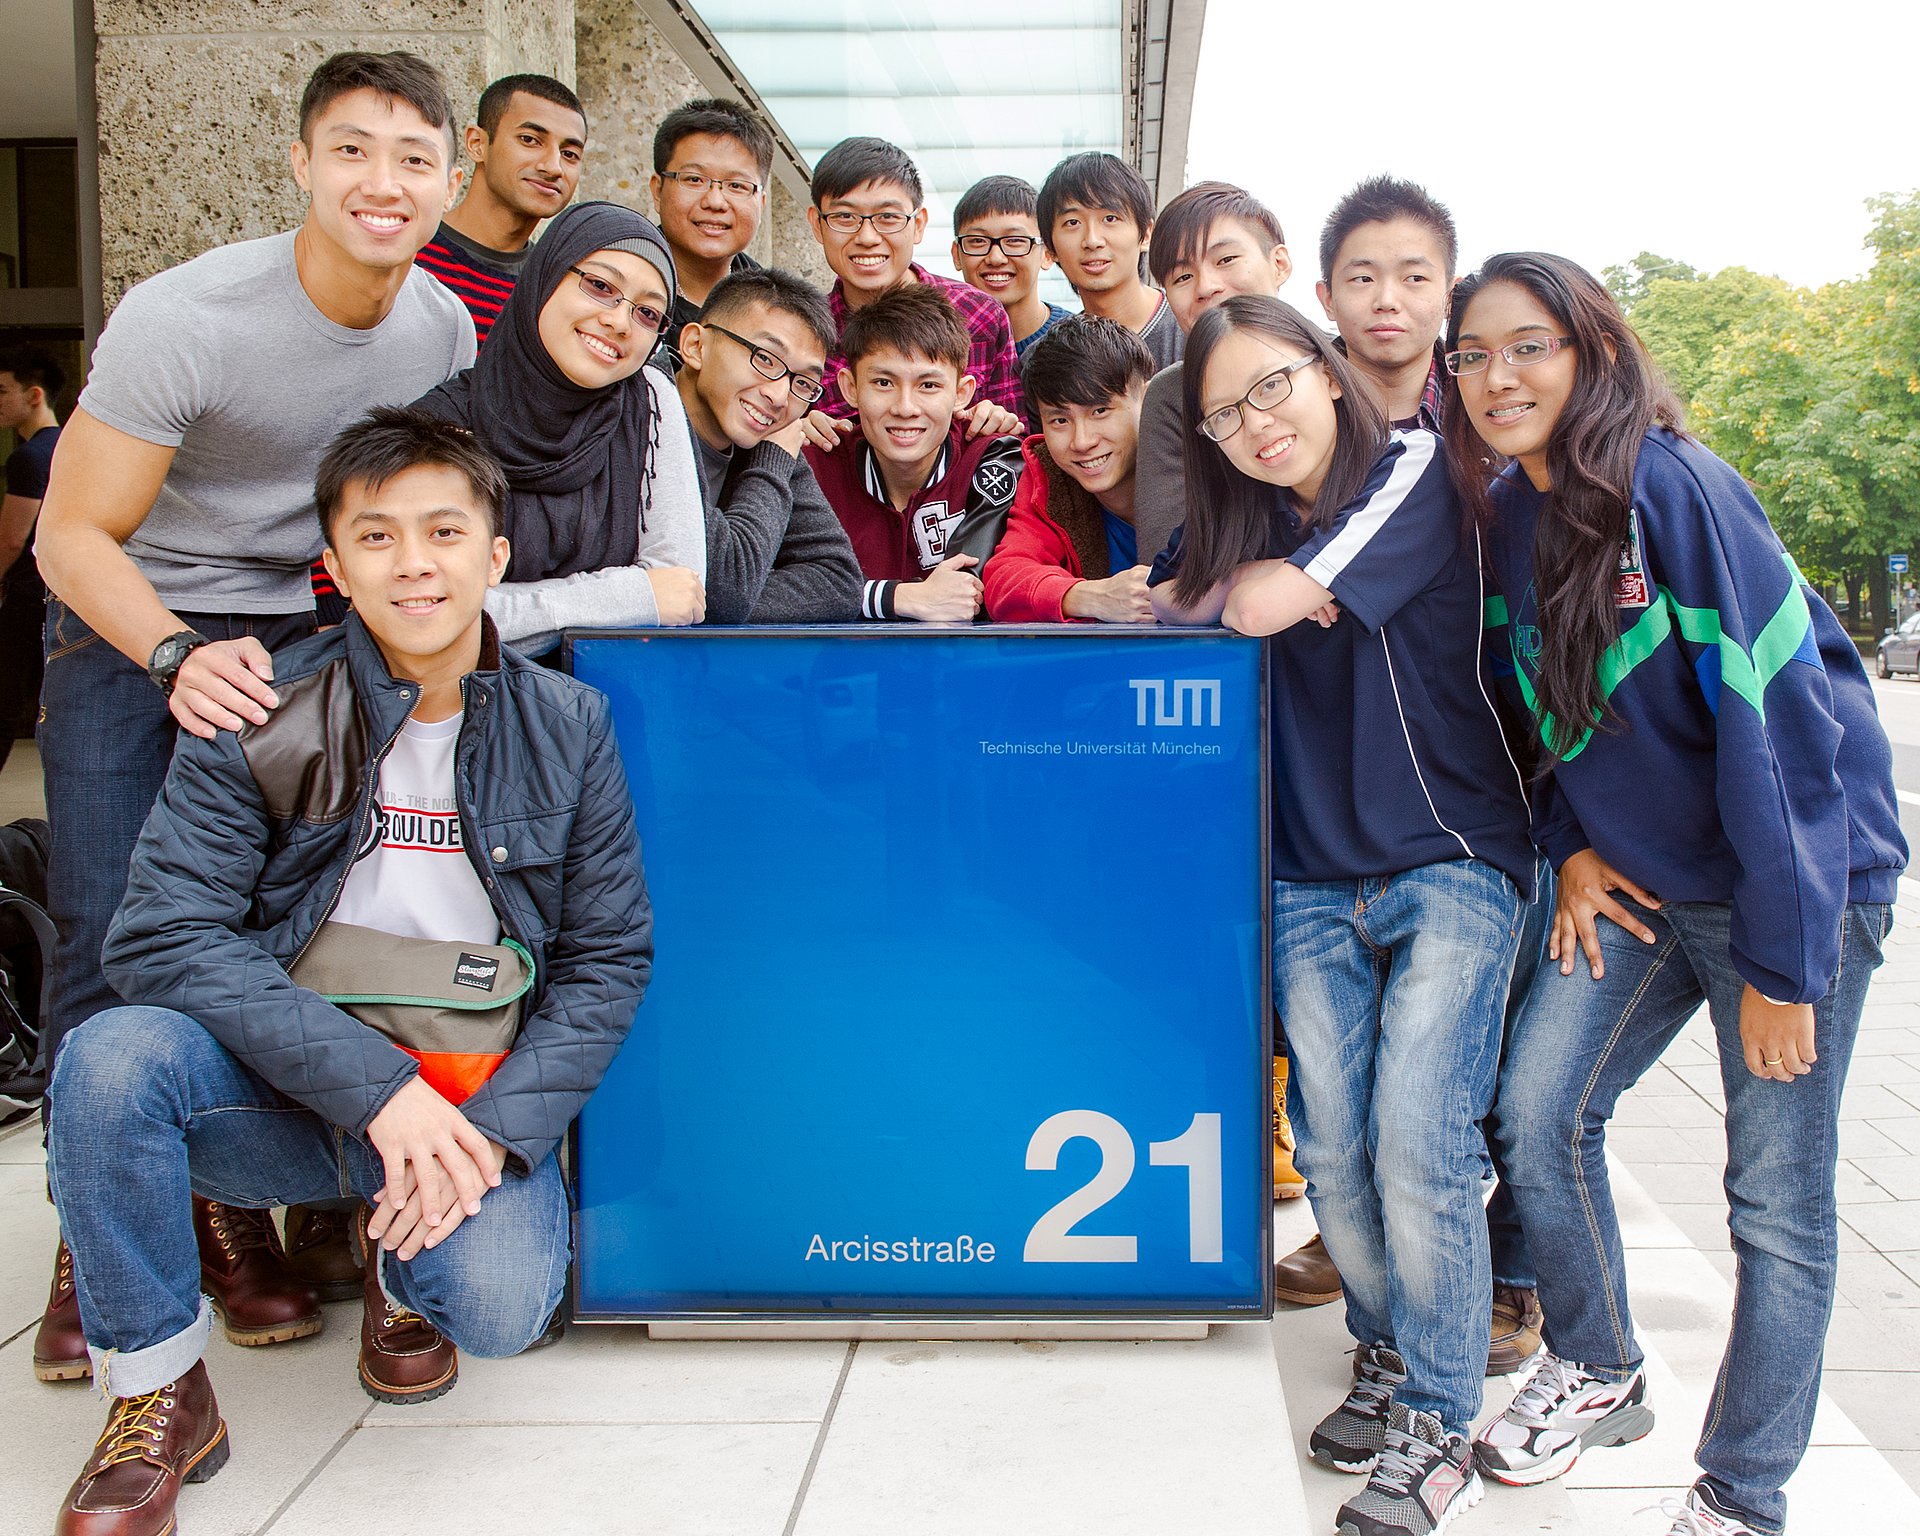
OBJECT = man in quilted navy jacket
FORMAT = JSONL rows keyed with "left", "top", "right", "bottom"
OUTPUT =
{"left": 44, "top": 408, "right": 652, "bottom": 1536}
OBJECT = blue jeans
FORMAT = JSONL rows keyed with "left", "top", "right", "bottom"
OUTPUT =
{"left": 1495, "top": 897, "right": 1890, "bottom": 1533}
{"left": 47, "top": 1006, "right": 568, "bottom": 1397}
{"left": 1275, "top": 857, "right": 1524, "bottom": 1434}
{"left": 1486, "top": 853, "right": 1555, "bottom": 1290}
{"left": 36, "top": 600, "right": 315, "bottom": 1074}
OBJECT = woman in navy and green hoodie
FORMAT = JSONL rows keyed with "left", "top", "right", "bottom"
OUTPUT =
{"left": 1447, "top": 252, "right": 1906, "bottom": 1536}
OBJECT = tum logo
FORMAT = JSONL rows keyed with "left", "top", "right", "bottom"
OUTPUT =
{"left": 1129, "top": 678, "right": 1222, "bottom": 727}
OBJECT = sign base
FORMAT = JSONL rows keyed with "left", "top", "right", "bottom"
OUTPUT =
{"left": 634, "top": 1319, "right": 1213, "bottom": 1341}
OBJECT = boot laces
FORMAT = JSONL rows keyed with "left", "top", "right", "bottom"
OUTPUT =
{"left": 289, "top": 1208, "right": 339, "bottom": 1257}
{"left": 209, "top": 1204, "right": 279, "bottom": 1255}
{"left": 95, "top": 1386, "right": 176, "bottom": 1467}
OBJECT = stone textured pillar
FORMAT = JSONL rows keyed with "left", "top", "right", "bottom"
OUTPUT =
{"left": 91, "top": 0, "right": 574, "bottom": 307}
{"left": 573, "top": 0, "right": 830, "bottom": 289}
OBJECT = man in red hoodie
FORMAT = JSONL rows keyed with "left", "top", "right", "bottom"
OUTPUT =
{"left": 983, "top": 315, "right": 1155, "bottom": 624}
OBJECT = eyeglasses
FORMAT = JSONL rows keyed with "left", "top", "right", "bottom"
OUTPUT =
{"left": 1444, "top": 336, "right": 1573, "bottom": 376}
{"left": 955, "top": 233, "right": 1039, "bottom": 258}
{"left": 704, "top": 324, "right": 826, "bottom": 405}
{"left": 1197, "top": 355, "right": 1320, "bottom": 443}
{"left": 820, "top": 208, "right": 916, "bottom": 237}
{"left": 659, "top": 169, "right": 761, "bottom": 201}
{"left": 568, "top": 267, "right": 669, "bottom": 334}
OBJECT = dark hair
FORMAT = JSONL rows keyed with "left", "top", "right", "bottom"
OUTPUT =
{"left": 838, "top": 283, "right": 969, "bottom": 374}
{"left": 298, "top": 51, "right": 454, "bottom": 149}
{"left": 1023, "top": 315, "right": 1154, "bottom": 411}
{"left": 1317, "top": 175, "right": 1457, "bottom": 282}
{"left": 653, "top": 97, "right": 775, "bottom": 183}
{"left": 954, "top": 174, "right": 1039, "bottom": 231}
{"left": 0, "top": 342, "right": 64, "bottom": 401}
{"left": 1443, "top": 253, "right": 1685, "bottom": 761}
{"left": 1036, "top": 152, "right": 1155, "bottom": 252}
{"left": 811, "top": 137, "right": 922, "bottom": 208}
{"left": 1148, "top": 181, "right": 1285, "bottom": 288}
{"left": 475, "top": 74, "right": 586, "bottom": 140}
{"left": 315, "top": 406, "right": 508, "bottom": 543}
{"left": 1173, "top": 296, "right": 1388, "bottom": 607}
{"left": 701, "top": 268, "right": 837, "bottom": 359}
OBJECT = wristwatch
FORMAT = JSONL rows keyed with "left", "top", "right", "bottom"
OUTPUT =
{"left": 147, "top": 630, "right": 210, "bottom": 695}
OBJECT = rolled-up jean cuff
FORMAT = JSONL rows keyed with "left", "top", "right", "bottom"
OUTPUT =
{"left": 93, "top": 1295, "right": 212, "bottom": 1400}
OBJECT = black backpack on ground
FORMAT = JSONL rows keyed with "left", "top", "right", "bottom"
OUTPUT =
{"left": 0, "top": 817, "right": 53, "bottom": 1126}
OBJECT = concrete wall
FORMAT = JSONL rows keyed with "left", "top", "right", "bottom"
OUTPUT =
{"left": 572, "top": 0, "right": 829, "bottom": 288}
{"left": 91, "top": 0, "right": 573, "bottom": 306}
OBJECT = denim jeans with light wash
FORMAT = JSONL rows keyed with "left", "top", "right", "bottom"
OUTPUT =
{"left": 47, "top": 1006, "right": 569, "bottom": 1397}
{"left": 1275, "top": 857, "right": 1524, "bottom": 1435}
{"left": 1486, "top": 852, "right": 1555, "bottom": 1290}
{"left": 36, "top": 600, "right": 315, "bottom": 1078}
{"left": 1494, "top": 897, "right": 1889, "bottom": 1534}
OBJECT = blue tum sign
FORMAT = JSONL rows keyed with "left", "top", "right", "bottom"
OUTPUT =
{"left": 1891, "top": 554, "right": 1909, "bottom": 575}
{"left": 568, "top": 628, "right": 1270, "bottom": 1319}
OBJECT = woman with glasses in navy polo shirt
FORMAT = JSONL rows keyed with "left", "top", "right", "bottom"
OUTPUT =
{"left": 1448, "top": 252, "right": 1905, "bottom": 1536}
{"left": 1151, "top": 294, "right": 1533, "bottom": 1536}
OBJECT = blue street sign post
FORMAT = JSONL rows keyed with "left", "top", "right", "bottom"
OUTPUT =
{"left": 567, "top": 627, "right": 1270, "bottom": 1321}
{"left": 1891, "top": 554, "right": 1909, "bottom": 575}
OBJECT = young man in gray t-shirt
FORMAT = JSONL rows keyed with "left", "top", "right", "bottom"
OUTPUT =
{"left": 29, "top": 51, "right": 474, "bottom": 1388}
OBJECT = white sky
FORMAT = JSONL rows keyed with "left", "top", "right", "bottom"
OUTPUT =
{"left": 1182, "top": 0, "right": 1917, "bottom": 312}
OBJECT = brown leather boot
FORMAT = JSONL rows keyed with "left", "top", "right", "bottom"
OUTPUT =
{"left": 193, "top": 1197, "right": 323, "bottom": 1347}
{"left": 1272, "top": 1058, "right": 1307, "bottom": 1200}
{"left": 1274, "top": 1233, "right": 1343, "bottom": 1306}
{"left": 34, "top": 1240, "right": 92, "bottom": 1383}
{"left": 55, "top": 1359, "right": 228, "bottom": 1536}
{"left": 354, "top": 1207, "right": 458, "bottom": 1405}
{"left": 1486, "top": 1282, "right": 1544, "bottom": 1375}
{"left": 283, "top": 1203, "right": 366, "bottom": 1302}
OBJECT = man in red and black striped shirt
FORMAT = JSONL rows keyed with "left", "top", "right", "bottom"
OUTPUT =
{"left": 415, "top": 73, "right": 587, "bottom": 345}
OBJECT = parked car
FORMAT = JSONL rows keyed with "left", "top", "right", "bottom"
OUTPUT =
{"left": 1878, "top": 613, "right": 1920, "bottom": 677}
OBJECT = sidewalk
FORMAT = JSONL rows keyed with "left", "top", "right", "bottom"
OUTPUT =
{"left": 4, "top": 742, "right": 1920, "bottom": 1532}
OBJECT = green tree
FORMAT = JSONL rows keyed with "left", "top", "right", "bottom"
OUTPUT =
{"left": 1603, "top": 251, "right": 1701, "bottom": 313}
{"left": 1632, "top": 266, "right": 1790, "bottom": 406}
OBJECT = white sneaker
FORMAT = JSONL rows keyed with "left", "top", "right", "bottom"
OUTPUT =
{"left": 1473, "top": 1352, "right": 1655, "bottom": 1485}
{"left": 1646, "top": 1486, "right": 1758, "bottom": 1535}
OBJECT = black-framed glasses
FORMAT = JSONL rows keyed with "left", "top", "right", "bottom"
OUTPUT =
{"left": 568, "top": 266, "right": 669, "bottom": 335}
{"left": 705, "top": 324, "right": 826, "bottom": 405}
{"left": 659, "top": 169, "right": 762, "bottom": 201}
{"left": 820, "top": 208, "right": 916, "bottom": 237}
{"left": 1197, "top": 355, "right": 1320, "bottom": 443}
{"left": 1444, "top": 336, "right": 1573, "bottom": 376}
{"left": 956, "top": 233, "right": 1040, "bottom": 258}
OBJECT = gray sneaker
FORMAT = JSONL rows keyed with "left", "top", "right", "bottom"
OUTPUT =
{"left": 1310, "top": 1343, "right": 1407, "bottom": 1473}
{"left": 1336, "top": 1402, "right": 1483, "bottom": 1536}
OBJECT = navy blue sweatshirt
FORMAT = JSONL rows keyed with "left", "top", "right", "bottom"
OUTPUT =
{"left": 1154, "top": 429, "right": 1534, "bottom": 892}
{"left": 1484, "top": 427, "right": 1906, "bottom": 1003}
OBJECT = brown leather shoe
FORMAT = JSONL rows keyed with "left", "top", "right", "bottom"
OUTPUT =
{"left": 1274, "top": 1233, "right": 1343, "bottom": 1306}
{"left": 1486, "top": 1282, "right": 1544, "bottom": 1376}
{"left": 283, "top": 1203, "right": 366, "bottom": 1302}
{"left": 1272, "top": 1058, "right": 1307, "bottom": 1200}
{"left": 194, "top": 1197, "right": 324, "bottom": 1347}
{"left": 354, "top": 1207, "right": 458, "bottom": 1405}
{"left": 56, "top": 1359, "right": 228, "bottom": 1536}
{"left": 34, "top": 1240, "right": 92, "bottom": 1383}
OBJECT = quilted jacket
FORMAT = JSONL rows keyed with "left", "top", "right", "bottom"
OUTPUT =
{"left": 102, "top": 613, "right": 652, "bottom": 1175}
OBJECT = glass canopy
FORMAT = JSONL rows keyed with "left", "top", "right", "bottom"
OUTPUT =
{"left": 697, "top": 0, "right": 1123, "bottom": 298}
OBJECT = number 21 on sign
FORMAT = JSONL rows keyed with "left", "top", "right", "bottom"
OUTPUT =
{"left": 1023, "top": 1110, "right": 1224, "bottom": 1264}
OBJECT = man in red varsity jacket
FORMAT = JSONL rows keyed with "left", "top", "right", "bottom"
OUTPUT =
{"left": 414, "top": 74, "right": 587, "bottom": 344}
{"left": 805, "top": 285, "right": 1022, "bottom": 621}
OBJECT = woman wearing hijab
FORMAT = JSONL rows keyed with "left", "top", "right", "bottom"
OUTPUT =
{"left": 415, "top": 201, "right": 708, "bottom": 654}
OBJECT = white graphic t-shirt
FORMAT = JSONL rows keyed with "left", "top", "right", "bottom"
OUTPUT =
{"left": 332, "top": 712, "right": 500, "bottom": 943}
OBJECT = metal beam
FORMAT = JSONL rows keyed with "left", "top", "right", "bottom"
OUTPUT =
{"left": 1128, "top": 0, "right": 1206, "bottom": 207}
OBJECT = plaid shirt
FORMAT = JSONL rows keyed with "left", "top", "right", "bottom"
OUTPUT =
{"left": 1413, "top": 346, "right": 1446, "bottom": 432}
{"left": 820, "top": 264, "right": 1028, "bottom": 429}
